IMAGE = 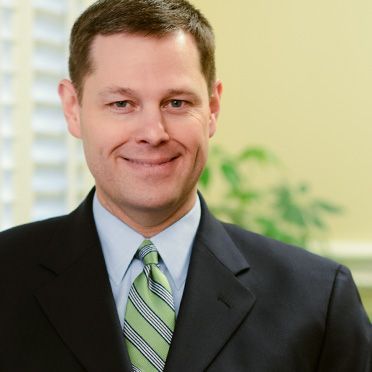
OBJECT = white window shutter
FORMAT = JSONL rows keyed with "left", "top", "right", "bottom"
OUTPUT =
{"left": 0, "top": 0, "right": 93, "bottom": 231}
{"left": 0, "top": 1, "right": 16, "bottom": 229}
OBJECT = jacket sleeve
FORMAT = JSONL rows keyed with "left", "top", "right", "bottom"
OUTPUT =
{"left": 317, "top": 265, "right": 371, "bottom": 372}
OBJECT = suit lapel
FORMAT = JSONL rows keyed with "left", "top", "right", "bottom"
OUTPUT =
{"left": 165, "top": 198, "right": 256, "bottom": 371}
{"left": 34, "top": 191, "right": 131, "bottom": 372}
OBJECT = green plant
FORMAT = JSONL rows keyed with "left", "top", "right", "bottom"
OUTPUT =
{"left": 199, "top": 145, "right": 342, "bottom": 248}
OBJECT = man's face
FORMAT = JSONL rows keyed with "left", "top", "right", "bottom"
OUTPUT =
{"left": 60, "top": 31, "right": 221, "bottom": 227}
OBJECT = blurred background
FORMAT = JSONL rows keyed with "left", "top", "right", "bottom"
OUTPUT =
{"left": 0, "top": 0, "right": 371, "bottom": 316}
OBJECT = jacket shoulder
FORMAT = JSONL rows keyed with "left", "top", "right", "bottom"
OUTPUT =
{"left": 0, "top": 216, "right": 68, "bottom": 259}
{"left": 221, "top": 221, "right": 341, "bottom": 273}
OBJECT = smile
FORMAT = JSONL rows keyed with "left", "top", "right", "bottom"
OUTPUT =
{"left": 123, "top": 156, "right": 179, "bottom": 168}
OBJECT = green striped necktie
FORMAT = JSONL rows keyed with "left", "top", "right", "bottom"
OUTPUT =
{"left": 124, "top": 240, "right": 176, "bottom": 372}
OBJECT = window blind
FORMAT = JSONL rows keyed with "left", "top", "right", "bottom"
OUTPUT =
{"left": 0, "top": 0, "right": 15, "bottom": 229}
{"left": 0, "top": 0, "right": 93, "bottom": 231}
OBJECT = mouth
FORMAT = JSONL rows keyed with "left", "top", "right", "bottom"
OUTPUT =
{"left": 122, "top": 155, "right": 179, "bottom": 168}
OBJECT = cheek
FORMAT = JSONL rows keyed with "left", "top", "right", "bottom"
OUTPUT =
{"left": 79, "top": 116, "right": 126, "bottom": 157}
{"left": 172, "top": 125, "right": 207, "bottom": 154}
{"left": 169, "top": 112, "right": 211, "bottom": 147}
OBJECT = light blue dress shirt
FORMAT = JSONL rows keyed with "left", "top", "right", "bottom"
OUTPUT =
{"left": 93, "top": 193, "right": 201, "bottom": 327}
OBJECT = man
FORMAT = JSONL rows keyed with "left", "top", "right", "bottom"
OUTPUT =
{"left": 0, "top": 0, "right": 370, "bottom": 371}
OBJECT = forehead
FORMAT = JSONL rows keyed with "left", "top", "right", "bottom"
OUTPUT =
{"left": 82, "top": 30, "right": 208, "bottom": 97}
{"left": 89, "top": 31, "right": 202, "bottom": 75}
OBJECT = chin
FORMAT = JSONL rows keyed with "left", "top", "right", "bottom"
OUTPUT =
{"left": 131, "top": 193, "right": 179, "bottom": 211}
{"left": 127, "top": 186, "right": 194, "bottom": 213}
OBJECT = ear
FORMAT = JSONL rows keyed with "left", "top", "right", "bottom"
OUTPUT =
{"left": 58, "top": 79, "right": 82, "bottom": 138}
{"left": 208, "top": 80, "right": 223, "bottom": 138}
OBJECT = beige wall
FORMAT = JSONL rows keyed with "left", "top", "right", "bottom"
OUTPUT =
{"left": 192, "top": 0, "right": 372, "bottom": 246}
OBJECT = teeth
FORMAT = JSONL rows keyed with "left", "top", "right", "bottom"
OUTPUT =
{"left": 129, "top": 159, "right": 169, "bottom": 166}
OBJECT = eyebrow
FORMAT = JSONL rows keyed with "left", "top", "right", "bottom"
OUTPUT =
{"left": 163, "top": 88, "right": 201, "bottom": 101}
{"left": 98, "top": 86, "right": 136, "bottom": 98}
{"left": 98, "top": 86, "right": 202, "bottom": 102}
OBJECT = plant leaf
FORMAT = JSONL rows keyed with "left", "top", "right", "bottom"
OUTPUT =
{"left": 238, "top": 147, "right": 278, "bottom": 164}
{"left": 310, "top": 214, "right": 327, "bottom": 229}
{"left": 298, "top": 183, "right": 309, "bottom": 193}
{"left": 221, "top": 161, "right": 240, "bottom": 189}
{"left": 313, "top": 200, "right": 343, "bottom": 214}
{"left": 199, "top": 166, "right": 211, "bottom": 189}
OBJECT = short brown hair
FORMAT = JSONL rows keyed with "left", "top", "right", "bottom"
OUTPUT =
{"left": 69, "top": 0, "right": 216, "bottom": 100}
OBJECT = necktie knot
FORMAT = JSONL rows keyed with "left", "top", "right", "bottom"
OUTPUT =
{"left": 137, "top": 239, "right": 158, "bottom": 266}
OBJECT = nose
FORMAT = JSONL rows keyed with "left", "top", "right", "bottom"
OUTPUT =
{"left": 134, "top": 106, "right": 170, "bottom": 146}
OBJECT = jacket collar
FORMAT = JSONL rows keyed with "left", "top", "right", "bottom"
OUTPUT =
{"left": 35, "top": 189, "right": 131, "bottom": 371}
{"left": 165, "top": 194, "right": 256, "bottom": 371}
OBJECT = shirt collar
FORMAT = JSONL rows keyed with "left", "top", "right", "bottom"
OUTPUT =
{"left": 151, "top": 198, "right": 200, "bottom": 289}
{"left": 93, "top": 193, "right": 201, "bottom": 289}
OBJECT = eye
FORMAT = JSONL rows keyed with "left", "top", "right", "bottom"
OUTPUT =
{"left": 164, "top": 99, "right": 192, "bottom": 111}
{"left": 169, "top": 99, "right": 184, "bottom": 108}
{"left": 114, "top": 101, "right": 129, "bottom": 108}
{"left": 108, "top": 100, "right": 135, "bottom": 113}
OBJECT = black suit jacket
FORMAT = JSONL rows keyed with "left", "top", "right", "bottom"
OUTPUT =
{"left": 0, "top": 190, "right": 371, "bottom": 371}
